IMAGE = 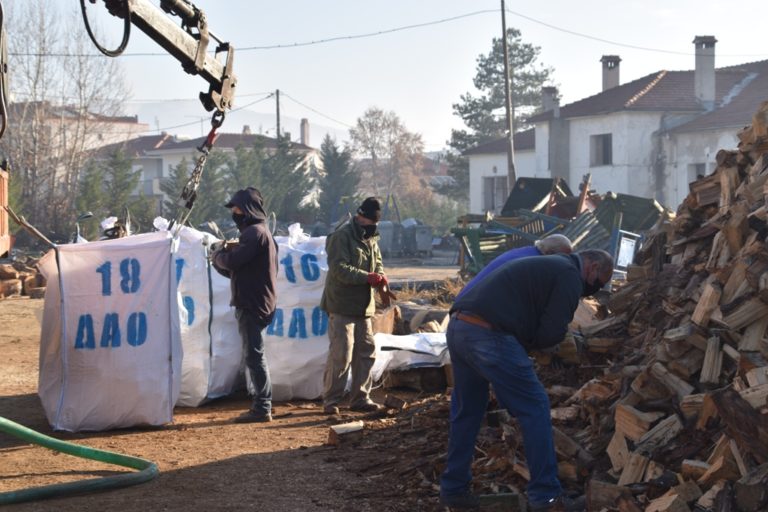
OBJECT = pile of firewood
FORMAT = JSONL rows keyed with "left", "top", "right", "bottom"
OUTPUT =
{"left": 326, "top": 103, "right": 768, "bottom": 512}
{"left": 569, "top": 101, "right": 768, "bottom": 511}
{"left": 0, "top": 258, "right": 45, "bottom": 299}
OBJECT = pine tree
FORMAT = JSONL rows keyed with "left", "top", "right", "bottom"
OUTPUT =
{"left": 316, "top": 135, "right": 358, "bottom": 225}
{"left": 260, "top": 139, "right": 313, "bottom": 222}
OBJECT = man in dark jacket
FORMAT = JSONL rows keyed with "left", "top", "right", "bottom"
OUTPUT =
{"left": 439, "top": 250, "right": 613, "bottom": 511}
{"left": 320, "top": 197, "right": 386, "bottom": 415}
{"left": 212, "top": 187, "right": 278, "bottom": 423}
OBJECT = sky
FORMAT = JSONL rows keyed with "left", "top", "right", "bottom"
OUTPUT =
{"left": 81, "top": 0, "right": 768, "bottom": 150}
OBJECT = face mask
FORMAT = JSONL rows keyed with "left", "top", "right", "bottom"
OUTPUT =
{"left": 582, "top": 277, "right": 606, "bottom": 297}
{"left": 362, "top": 224, "right": 377, "bottom": 239}
{"left": 232, "top": 212, "right": 246, "bottom": 228}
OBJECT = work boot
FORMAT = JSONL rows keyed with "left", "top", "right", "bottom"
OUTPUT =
{"left": 323, "top": 404, "right": 340, "bottom": 415}
{"left": 438, "top": 492, "right": 480, "bottom": 509}
{"left": 529, "top": 495, "right": 586, "bottom": 512}
{"left": 233, "top": 410, "right": 272, "bottom": 423}
{"left": 349, "top": 400, "right": 383, "bottom": 413}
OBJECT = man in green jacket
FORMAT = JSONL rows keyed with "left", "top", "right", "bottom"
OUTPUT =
{"left": 320, "top": 197, "right": 387, "bottom": 415}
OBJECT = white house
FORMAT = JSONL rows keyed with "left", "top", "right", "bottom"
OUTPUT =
{"left": 465, "top": 36, "right": 768, "bottom": 214}
{"left": 98, "top": 121, "right": 318, "bottom": 216}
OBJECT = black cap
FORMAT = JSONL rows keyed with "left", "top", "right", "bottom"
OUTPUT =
{"left": 357, "top": 197, "right": 382, "bottom": 222}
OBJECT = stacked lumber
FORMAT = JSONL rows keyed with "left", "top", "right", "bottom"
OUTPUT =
{"left": 0, "top": 258, "right": 45, "bottom": 299}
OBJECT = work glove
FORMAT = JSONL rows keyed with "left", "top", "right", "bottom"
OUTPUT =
{"left": 378, "top": 274, "right": 389, "bottom": 289}
{"left": 367, "top": 272, "right": 384, "bottom": 286}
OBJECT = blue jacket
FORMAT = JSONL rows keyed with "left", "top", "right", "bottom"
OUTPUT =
{"left": 456, "top": 245, "right": 540, "bottom": 300}
{"left": 451, "top": 254, "right": 582, "bottom": 349}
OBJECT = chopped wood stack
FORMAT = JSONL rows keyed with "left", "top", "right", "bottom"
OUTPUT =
{"left": 0, "top": 258, "right": 45, "bottom": 299}
{"left": 327, "top": 104, "right": 768, "bottom": 511}
{"left": 567, "top": 101, "right": 768, "bottom": 511}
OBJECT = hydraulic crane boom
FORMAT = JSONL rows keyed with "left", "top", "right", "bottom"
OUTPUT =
{"left": 95, "top": 0, "right": 236, "bottom": 116}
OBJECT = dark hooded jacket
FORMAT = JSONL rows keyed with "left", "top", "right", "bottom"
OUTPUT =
{"left": 212, "top": 187, "right": 278, "bottom": 323}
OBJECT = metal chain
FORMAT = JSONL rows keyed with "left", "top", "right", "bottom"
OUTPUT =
{"left": 172, "top": 110, "right": 224, "bottom": 231}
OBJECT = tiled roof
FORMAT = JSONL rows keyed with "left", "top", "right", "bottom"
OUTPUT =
{"left": 95, "top": 133, "right": 173, "bottom": 157}
{"left": 671, "top": 60, "right": 768, "bottom": 132}
{"left": 160, "top": 133, "right": 314, "bottom": 152}
{"left": 528, "top": 62, "right": 763, "bottom": 123}
{"left": 461, "top": 128, "right": 535, "bottom": 156}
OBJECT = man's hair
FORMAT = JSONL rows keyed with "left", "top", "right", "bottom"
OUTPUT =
{"left": 534, "top": 234, "right": 572, "bottom": 255}
{"left": 579, "top": 249, "right": 614, "bottom": 274}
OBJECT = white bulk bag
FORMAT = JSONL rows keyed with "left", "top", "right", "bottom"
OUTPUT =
{"left": 38, "top": 232, "right": 181, "bottom": 432}
{"left": 265, "top": 224, "right": 330, "bottom": 400}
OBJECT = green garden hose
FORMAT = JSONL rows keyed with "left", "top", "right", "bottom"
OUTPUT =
{"left": 0, "top": 416, "right": 159, "bottom": 504}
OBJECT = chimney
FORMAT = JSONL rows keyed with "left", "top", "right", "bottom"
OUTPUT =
{"left": 300, "top": 118, "right": 310, "bottom": 146}
{"left": 693, "top": 35, "right": 717, "bottom": 110}
{"left": 242, "top": 125, "right": 252, "bottom": 135}
{"left": 541, "top": 86, "right": 560, "bottom": 118}
{"left": 600, "top": 55, "right": 621, "bottom": 91}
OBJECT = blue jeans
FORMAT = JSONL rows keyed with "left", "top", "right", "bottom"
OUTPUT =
{"left": 236, "top": 309, "right": 272, "bottom": 415}
{"left": 440, "top": 317, "right": 562, "bottom": 506}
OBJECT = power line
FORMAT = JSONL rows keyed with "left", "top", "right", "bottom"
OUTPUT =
{"left": 280, "top": 92, "right": 353, "bottom": 129}
{"left": 143, "top": 93, "right": 274, "bottom": 134}
{"left": 8, "top": 8, "right": 768, "bottom": 59}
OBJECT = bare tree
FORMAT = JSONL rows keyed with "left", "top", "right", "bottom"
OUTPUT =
{"left": 349, "top": 107, "right": 424, "bottom": 200}
{"left": 1, "top": 0, "right": 132, "bottom": 237}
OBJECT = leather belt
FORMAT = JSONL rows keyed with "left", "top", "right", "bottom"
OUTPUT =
{"left": 453, "top": 311, "right": 493, "bottom": 330}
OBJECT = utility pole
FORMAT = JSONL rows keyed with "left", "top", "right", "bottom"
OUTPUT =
{"left": 500, "top": 0, "right": 516, "bottom": 185}
{"left": 275, "top": 89, "right": 281, "bottom": 141}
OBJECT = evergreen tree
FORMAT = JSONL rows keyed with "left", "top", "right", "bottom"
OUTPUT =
{"left": 446, "top": 28, "right": 554, "bottom": 200}
{"left": 259, "top": 139, "right": 313, "bottom": 222}
{"left": 316, "top": 135, "right": 358, "bottom": 225}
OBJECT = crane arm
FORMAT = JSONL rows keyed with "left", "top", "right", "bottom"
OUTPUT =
{"left": 96, "top": 0, "right": 236, "bottom": 115}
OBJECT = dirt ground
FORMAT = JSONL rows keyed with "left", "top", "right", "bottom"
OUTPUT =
{"left": 0, "top": 258, "right": 461, "bottom": 512}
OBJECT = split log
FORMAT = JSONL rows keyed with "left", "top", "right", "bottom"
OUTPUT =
{"left": 0, "top": 263, "right": 18, "bottom": 280}
{"left": 650, "top": 363, "right": 695, "bottom": 399}
{"left": 586, "top": 479, "right": 631, "bottom": 511}
{"left": 0, "top": 279, "right": 21, "bottom": 297}
{"left": 328, "top": 420, "right": 364, "bottom": 446}
{"left": 607, "top": 431, "right": 629, "bottom": 472}
{"left": 614, "top": 404, "right": 664, "bottom": 442}
{"left": 634, "top": 414, "right": 683, "bottom": 455}
{"left": 692, "top": 282, "right": 722, "bottom": 327}
{"left": 617, "top": 452, "right": 649, "bottom": 485}
{"left": 681, "top": 459, "right": 711, "bottom": 481}
{"left": 644, "top": 494, "right": 690, "bottom": 512}
{"left": 700, "top": 337, "right": 724, "bottom": 386}
{"left": 734, "top": 463, "right": 768, "bottom": 512}
{"left": 711, "top": 388, "right": 768, "bottom": 463}
{"left": 722, "top": 298, "right": 768, "bottom": 331}
{"left": 740, "top": 316, "right": 768, "bottom": 351}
